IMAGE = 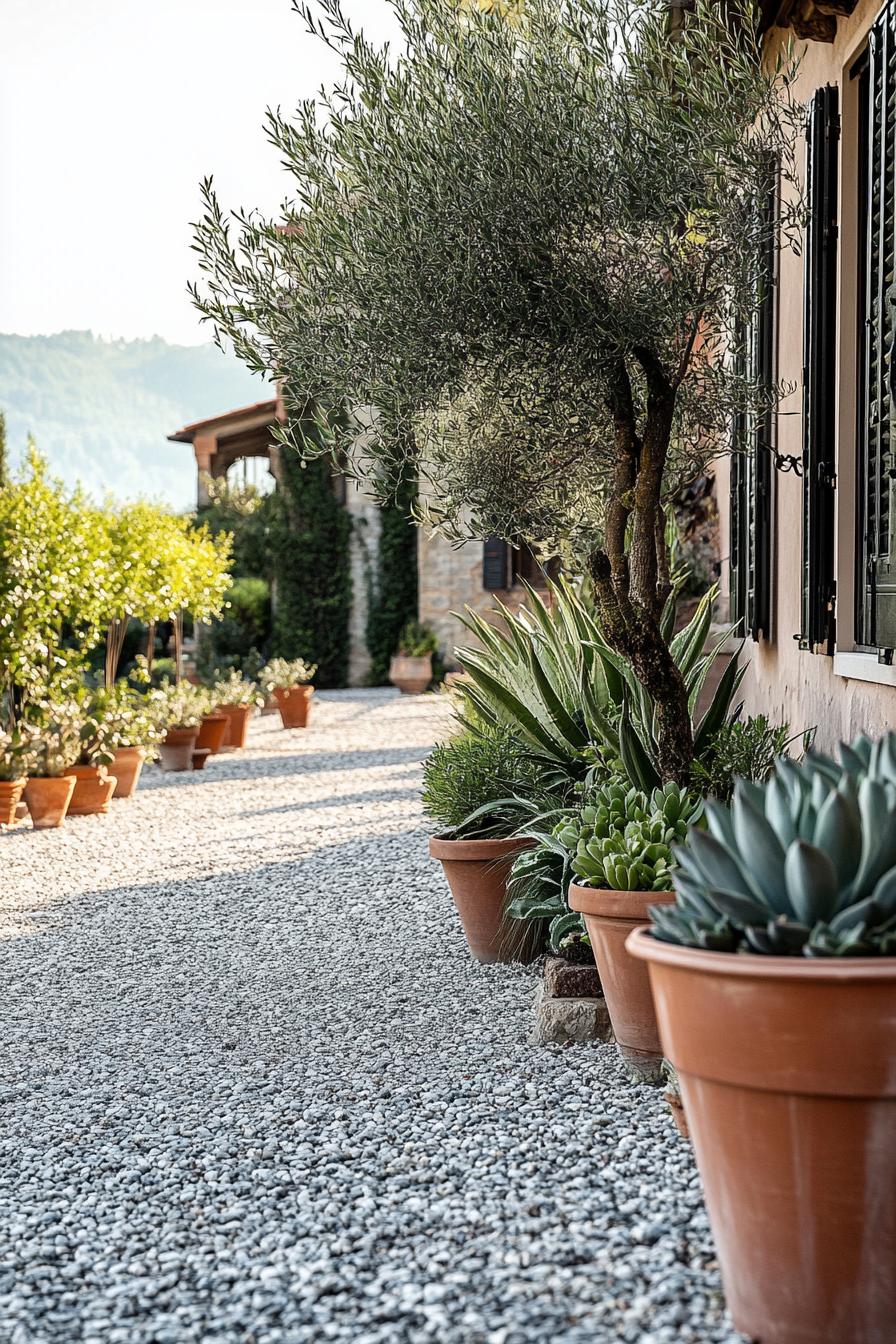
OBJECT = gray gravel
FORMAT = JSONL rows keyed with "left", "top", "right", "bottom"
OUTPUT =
{"left": 1, "top": 689, "right": 743, "bottom": 1343}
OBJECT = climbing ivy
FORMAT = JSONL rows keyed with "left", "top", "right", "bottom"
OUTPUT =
{"left": 365, "top": 473, "right": 418, "bottom": 685}
{"left": 268, "top": 443, "right": 352, "bottom": 688}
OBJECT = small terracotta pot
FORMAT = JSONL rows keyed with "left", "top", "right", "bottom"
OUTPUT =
{"left": 110, "top": 747, "right": 146, "bottom": 799}
{"left": 23, "top": 775, "right": 76, "bottom": 830}
{"left": 389, "top": 654, "right": 432, "bottom": 695}
{"left": 273, "top": 685, "right": 314, "bottom": 728}
{"left": 196, "top": 713, "right": 228, "bottom": 755}
{"left": 568, "top": 884, "right": 673, "bottom": 1079}
{"left": 158, "top": 726, "right": 198, "bottom": 772}
{"left": 217, "top": 703, "right": 253, "bottom": 750}
{"left": 64, "top": 764, "right": 118, "bottom": 816}
{"left": 191, "top": 748, "right": 211, "bottom": 771}
{"left": 429, "top": 835, "right": 536, "bottom": 963}
{"left": 0, "top": 778, "right": 27, "bottom": 827}
{"left": 629, "top": 927, "right": 896, "bottom": 1344}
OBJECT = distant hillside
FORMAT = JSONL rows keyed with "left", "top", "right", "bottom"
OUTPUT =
{"left": 0, "top": 331, "right": 268, "bottom": 507}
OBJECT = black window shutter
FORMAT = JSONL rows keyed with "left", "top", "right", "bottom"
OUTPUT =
{"left": 800, "top": 86, "right": 839, "bottom": 654}
{"left": 482, "top": 536, "right": 509, "bottom": 590}
{"left": 858, "top": 10, "right": 896, "bottom": 650}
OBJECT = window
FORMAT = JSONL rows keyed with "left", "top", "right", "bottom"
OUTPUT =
{"left": 729, "top": 161, "right": 776, "bottom": 640}
{"left": 482, "top": 538, "right": 557, "bottom": 590}
{"left": 800, "top": 86, "right": 839, "bottom": 654}
{"left": 856, "top": 7, "right": 896, "bottom": 651}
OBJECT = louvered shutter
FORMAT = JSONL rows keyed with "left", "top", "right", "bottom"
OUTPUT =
{"left": 482, "top": 536, "right": 510, "bottom": 590}
{"left": 800, "top": 86, "right": 839, "bottom": 654}
{"left": 857, "top": 9, "right": 896, "bottom": 649}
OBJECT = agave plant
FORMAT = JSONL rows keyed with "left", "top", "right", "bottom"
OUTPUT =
{"left": 561, "top": 782, "right": 703, "bottom": 892}
{"left": 454, "top": 576, "right": 744, "bottom": 790}
{"left": 651, "top": 752, "right": 896, "bottom": 956}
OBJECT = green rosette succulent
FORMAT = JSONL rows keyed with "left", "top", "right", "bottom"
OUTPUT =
{"left": 651, "top": 743, "right": 896, "bottom": 956}
{"left": 561, "top": 781, "right": 703, "bottom": 893}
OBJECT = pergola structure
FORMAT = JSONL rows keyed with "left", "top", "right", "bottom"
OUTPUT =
{"left": 168, "top": 396, "right": 286, "bottom": 507}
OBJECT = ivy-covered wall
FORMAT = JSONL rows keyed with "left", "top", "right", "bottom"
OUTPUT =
{"left": 365, "top": 475, "right": 418, "bottom": 684}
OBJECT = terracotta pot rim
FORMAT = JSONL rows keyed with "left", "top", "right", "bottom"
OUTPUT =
{"left": 64, "top": 763, "right": 110, "bottom": 778}
{"left": 627, "top": 924, "right": 896, "bottom": 981}
{"left": 28, "top": 774, "right": 77, "bottom": 783}
{"left": 274, "top": 684, "right": 314, "bottom": 696}
{"left": 568, "top": 882, "right": 674, "bottom": 919}
{"left": 429, "top": 834, "right": 532, "bottom": 862}
{"left": 201, "top": 712, "right": 229, "bottom": 723}
{"left": 112, "top": 745, "right": 146, "bottom": 757}
{"left": 0, "top": 777, "right": 27, "bottom": 789}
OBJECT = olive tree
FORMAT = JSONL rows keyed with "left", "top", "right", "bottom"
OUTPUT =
{"left": 191, "top": 0, "right": 800, "bottom": 782}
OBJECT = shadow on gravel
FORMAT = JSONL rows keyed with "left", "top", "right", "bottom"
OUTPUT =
{"left": 242, "top": 785, "right": 421, "bottom": 818}
{"left": 136, "top": 746, "right": 428, "bottom": 791}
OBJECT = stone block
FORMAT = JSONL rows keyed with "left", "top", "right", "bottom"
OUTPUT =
{"left": 543, "top": 955, "right": 601, "bottom": 999}
{"left": 530, "top": 983, "right": 613, "bottom": 1045}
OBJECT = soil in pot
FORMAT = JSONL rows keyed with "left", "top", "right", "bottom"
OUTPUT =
{"left": 110, "top": 747, "right": 145, "bottom": 799}
{"left": 64, "top": 764, "right": 118, "bottom": 816}
{"left": 568, "top": 884, "right": 673, "bottom": 1080}
{"left": 629, "top": 928, "right": 896, "bottom": 1344}
{"left": 158, "top": 727, "right": 198, "bottom": 772}
{"left": 389, "top": 654, "right": 432, "bottom": 695}
{"left": 23, "top": 776, "right": 76, "bottom": 829}
{"left": 196, "top": 713, "right": 228, "bottom": 755}
{"left": 217, "top": 704, "right": 252, "bottom": 750}
{"left": 0, "top": 778, "right": 27, "bottom": 827}
{"left": 429, "top": 835, "right": 536, "bottom": 963}
{"left": 273, "top": 685, "right": 314, "bottom": 729}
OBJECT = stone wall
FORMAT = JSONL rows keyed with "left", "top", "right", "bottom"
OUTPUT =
{"left": 417, "top": 530, "right": 532, "bottom": 667}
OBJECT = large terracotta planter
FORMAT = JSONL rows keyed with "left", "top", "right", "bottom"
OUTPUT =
{"left": 110, "top": 747, "right": 146, "bottom": 798}
{"left": 158, "top": 727, "right": 198, "bottom": 772}
{"left": 568, "top": 883, "right": 673, "bottom": 1079}
{"left": 64, "top": 764, "right": 118, "bottom": 816}
{"left": 389, "top": 654, "right": 432, "bottom": 695}
{"left": 23, "top": 775, "right": 76, "bottom": 830}
{"left": 629, "top": 927, "right": 896, "bottom": 1344}
{"left": 217, "top": 703, "right": 253, "bottom": 749}
{"left": 273, "top": 685, "right": 314, "bottom": 728}
{"left": 429, "top": 835, "right": 535, "bottom": 963}
{"left": 196, "top": 712, "right": 228, "bottom": 755}
{"left": 0, "top": 778, "right": 27, "bottom": 827}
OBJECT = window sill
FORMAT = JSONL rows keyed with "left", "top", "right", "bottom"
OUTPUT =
{"left": 833, "top": 651, "right": 896, "bottom": 688}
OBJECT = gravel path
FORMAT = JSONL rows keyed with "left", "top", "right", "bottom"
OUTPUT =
{"left": 1, "top": 689, "right": 741, "bottom": 1344}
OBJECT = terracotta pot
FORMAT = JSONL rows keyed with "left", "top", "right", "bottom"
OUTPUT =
{"left": 260, "top": 695, "right": 279, "bottom": 717}
{"left": 273, "top": 684, "right": 314, "bottom": 728}
{"left": 196, "top": 712, "right": 228, "bottom": 755}
{"left": 110, "top": 747, "right": 146, "bottom": 799}
{"left": 64, "top": 764, "right": 118, "bottom": 816}
{"left": 429, "top": 835, "right": 536, "bottom": 963}
{"left": 191, "top": 748, "right": 211, "bottom": 771}
{"left": 568, "top": 884, "right": 673, "bottom": 1079}
{"left": 158, "top": 726, "right": 198, "bottom": 772}
{"left": 0, "top": 778, "right": 27, "bottom": 827}
{"left": 629, "top": 927, "right": 896, "bottom": 1344}
{"left": 23, "top": 775, "right": 76, "bottom": 829}
{"left": 217, "top": 703, "right": 253, "bottom": 749}
{"left": 389, "top": 654, "right": 432, "bottom": 695}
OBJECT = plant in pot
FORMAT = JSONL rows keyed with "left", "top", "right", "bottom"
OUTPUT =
{"left": 102, "top": 686, "right": 162, "bottom": 798}
{"left": 22, "top": 700, "right": 82, "bottom": 829}
{"left": 210, "top": 668, "right": 263, "bottom": 750}
{"left": 423, "top": 724, "right": 565, "bottom": 963}
{"left": 64, "top": 692, "right": 120, "bottom": 816}
{"left": 149, "top": 682, "right": 209, "bottom": 772}
{"left": 260, "top": 657, "right": 317, "bottom": 729}
{"left": 0, "top": 726, "right": 36, "bottom": 827}
{"left": 561, "top": 780, "right": 703, "bottom": 1080}
{"left": 629, "top": 742, "right": 896, "bottom": 1344}
{"left": 389, "top": 621, "right": 438, "bottom": 696}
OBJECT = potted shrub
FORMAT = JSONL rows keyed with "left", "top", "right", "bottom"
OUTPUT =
{"left": 149, "top": 683, "right": 208, "bottom": 772}
{"left": 211, "top": 669, "right": 263, "bottom": 749}
{"left": 0, "top": 726, "right": 35, "bottom": 827}
{"left": 629, "top": 739, "right": 896, "bottom": 1344}
{"left": 22, "top": 702, "right": 82, "bottom": 829}
{"left": 195, "top": 706, "right": 230, "bottom": 755}
{"left": 563, "top": 781, "right": 702, "bottom": 1079}
{"left": 389, "top": 621, "right": 438, "bottom": 695}
{"left": 103, "top": 688, "right": 162, "bottom": 798}
{"left": 64, "top": 698, "right": 119, "bottom": 816}
{"left": 260, "top": 657, "right": 317, "bottom": 729}
{"left": 423, "top": 725, "right": 554, "bottom": 963}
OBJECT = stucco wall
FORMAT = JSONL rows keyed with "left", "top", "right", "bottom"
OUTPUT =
{"left": 734, "top": 0, "right": 896, "bottom": 751}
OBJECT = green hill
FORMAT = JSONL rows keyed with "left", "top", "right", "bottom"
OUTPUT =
{"left": 0, "top": 331, "right": 268, "bottom": 507}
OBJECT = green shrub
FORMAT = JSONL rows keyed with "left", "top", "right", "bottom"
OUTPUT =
{"left": 422, "top": 725, "right": 551, "bottom": 838}
{"left": 397, "top": 620, "right": 439, "bottom": 658}
{"left": 693, "top": 715, "right": 797, "bottom": 803}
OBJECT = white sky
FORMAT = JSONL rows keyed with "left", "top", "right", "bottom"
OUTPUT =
{"left": 1, "top": 0, "right": 403, "bottom": 346}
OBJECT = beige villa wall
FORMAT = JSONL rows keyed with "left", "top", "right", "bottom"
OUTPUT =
{"left": 417, "top": 530, "right": 532, "bottom": 667}
{"left": 734, "top": 0, "right": 896, "bottom": 751}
